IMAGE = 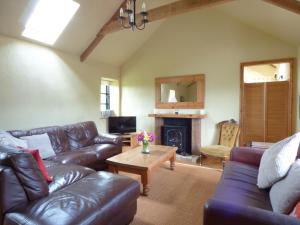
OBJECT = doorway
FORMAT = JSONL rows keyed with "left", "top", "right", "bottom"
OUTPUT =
{"left": 240, "top": 58, "right": 295, "bottom": 146}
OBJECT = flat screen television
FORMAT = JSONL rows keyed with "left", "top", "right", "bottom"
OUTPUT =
{"left": 108, "top": 116, "right": 136, "bottom": 134}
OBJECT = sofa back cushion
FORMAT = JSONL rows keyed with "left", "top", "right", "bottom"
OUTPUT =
{"left": 257, "top": 132, "right": 300, "bottom": 189}
{"left": 270, "top": 159, "right": 300, "bottom": 214}
{"left": 9, "top": 126, "right": 70, "bottom": 154}
{"left": 63, "top": 121, "right": 99, "bottom": 150}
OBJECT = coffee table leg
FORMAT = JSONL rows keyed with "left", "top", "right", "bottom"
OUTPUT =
{"left": 141, "top": 171, "right": 149, "bottom": 196}
{"left": 170, "top": 153, "right": 176, "bottom": 170}
{"left": 108, "top": 165, "right": 119, "bottom": 174}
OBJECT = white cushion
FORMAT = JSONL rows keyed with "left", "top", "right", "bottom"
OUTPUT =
{"left": 20, "top": 133, "right": 55, "bottom": 159}
{"left": 0, "top": 130, "right": 28, "bottom": 148}
{"left": 257, "top": 132, "right": 300, "bottom": 189}
{"left": 270, "top": 160, "right": 300, "bottom": 213}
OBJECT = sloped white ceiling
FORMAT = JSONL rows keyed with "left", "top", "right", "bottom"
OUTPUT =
{"left": 215, "top": 0, "right": 300, "bottom": 46}
{"left": 0, "top": 0, "right": 299, "bottom": 67}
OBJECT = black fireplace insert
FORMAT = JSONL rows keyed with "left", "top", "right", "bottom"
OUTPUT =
{"left": 161, "top": 118, "right": 192, "bottom": 155}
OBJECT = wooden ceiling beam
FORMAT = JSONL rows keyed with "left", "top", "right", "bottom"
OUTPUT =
{"left": 80, "top": 1, "right": 126, "bottom": 62}
{"left": 263, "top": 0, "right": 300, "bottom": 15}
{"left": 80, "top": 0, "right": 233, "bottom": 62}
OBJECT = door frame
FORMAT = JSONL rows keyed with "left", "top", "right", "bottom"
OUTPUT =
{"left": 240, "top": 58, "right": 296, "bottom": 146}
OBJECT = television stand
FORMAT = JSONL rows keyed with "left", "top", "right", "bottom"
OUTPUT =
{"left": 121, "top": 133, "right": 138, "bottom": 151}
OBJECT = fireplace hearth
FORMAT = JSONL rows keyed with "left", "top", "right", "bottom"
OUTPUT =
{"left": 161, "top": 118, "right": 191, "bottom": 155}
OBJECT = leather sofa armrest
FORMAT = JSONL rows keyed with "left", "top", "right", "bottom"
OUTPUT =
{"left": 204, "top": 199, "right": 300, "bottom": 225}
{"left": 230, "top": 147, "right": 264, "bottom": 167}
{"left": 94, "top": 134, "right": 122, "bottom": 146}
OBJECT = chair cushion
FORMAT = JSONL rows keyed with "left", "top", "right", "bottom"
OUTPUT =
{"left": 201, "top": 145, "right": 231, "bottom": 158}
{"left": 219, "top": 123, "right": 239, "bottom": 148}
{"left": 214, "top": 161, "right": 272, "bottom": 210}
{"left": 257, "top": 132, "right": 300, "bottom": 189}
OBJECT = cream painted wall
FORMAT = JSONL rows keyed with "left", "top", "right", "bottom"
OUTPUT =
{"left": 0, "top": 35, "right": 120, "bottom": 132}
{"left": 297, "top": 46, "right": 300, "bottom": 130}
{"left": 121, "top": 10, "right": 297, "bottom": 147}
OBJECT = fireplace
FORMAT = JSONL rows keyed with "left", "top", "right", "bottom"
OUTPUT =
{"left": 161, "top": 118, "right": 191, "bottom": 155}
{"left": 149, "top": 113, "right": 205, "bottom": 155}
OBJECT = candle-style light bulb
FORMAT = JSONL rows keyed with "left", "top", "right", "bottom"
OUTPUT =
{"left": 141, "top": 1, "right": 146, "bottom": 12}
{"left": 126, "top": 0, "right": 131, "bottom": 10}
{"left": 129, "top": 13, "right": 134, "bottom": 23}
{"left": 120, "top": 8, "right": 124, "bottom": 17}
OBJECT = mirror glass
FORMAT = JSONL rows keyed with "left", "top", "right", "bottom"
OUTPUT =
{"left": 160, "top": 81, "right": 197, "bottom": 103}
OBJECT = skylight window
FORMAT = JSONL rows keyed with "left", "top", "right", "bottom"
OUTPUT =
{"left": 22, "top": 0, "right": 80, "bottom": 45}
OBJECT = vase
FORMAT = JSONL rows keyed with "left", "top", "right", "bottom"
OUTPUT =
{"left": 142, "top": 142, "right": 150, "bottom": 154}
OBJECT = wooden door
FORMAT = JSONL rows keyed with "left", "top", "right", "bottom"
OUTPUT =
{"left": 242, "top": 83, "right": 265, "bottom": 145}
{"left": 265, "top": 81, "right": 290, "bottom": 142}
{"left": 240, "top": 58, "right": 294, "bottom": 146}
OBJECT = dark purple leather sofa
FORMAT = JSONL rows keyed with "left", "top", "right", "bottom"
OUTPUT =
{"left": 204, "top": 147, "right": 300, "bottom": 225}
{"left": 8, "top": 121, "right": 122, "bottom": 170}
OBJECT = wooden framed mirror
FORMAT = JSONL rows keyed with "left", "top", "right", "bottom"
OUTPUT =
{"left": 155, "top": 74, "right": 205, "bottom": 109}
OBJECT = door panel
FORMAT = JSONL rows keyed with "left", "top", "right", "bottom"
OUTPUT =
{"left": 242, "top": 83, "right": 265, "bottom": 146}
{"left": 266, "top": 81, "right": 289, "bottom": 142}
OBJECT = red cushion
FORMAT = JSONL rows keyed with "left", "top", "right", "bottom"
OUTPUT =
{"left": 290, "top": 201, "right": 300, "bottom": 218}
{"left": 24, "top": 149, "right": 53, "bottom": 183}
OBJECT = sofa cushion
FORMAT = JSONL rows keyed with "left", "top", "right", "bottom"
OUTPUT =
{"left": 0, "top": 145, "right": 49, "bottom": 201}
{"left": 9, "top": 154, "right": 49, "bottom": 201}
{"left": 0, "top": 130, "right": 28, "bottom": 148}
{"left": 21, "top": 134, "right": 56, "bottom": 159}
{"left": 24, "top": 149, "right": 52, "bottom": 183}
{"left": 0, "top": 166, "right": 28, "bottom": 216}
{"left": 214, "top": 161, "right": 272, "bottom": 210}
{"left": 290, "top": 201, "right": 300, "bottom": 218}
{"left": 47, "top": 148, "right": 98, "bottom": 167}
{"left": 63, "top": 121, "right": 99, "bottom": 150}
{"left": 4, "top": 172, "right": 140, "bottom": 225}
{"left": 44, "top": 162, "right": 95, "bottom": 193}
{"left": 270, "top": 160, "right": 300, "bottom": 214}
{"left": 257, "top": 133, "right": 300, "bottom": 189}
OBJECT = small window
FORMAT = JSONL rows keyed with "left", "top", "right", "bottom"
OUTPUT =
{"left": 100, "top": 78, "right": 119, "bottom": 118}
{"left": 100, "top": 82, "right": 111, "bottom": 111}
{"left": 244, "top": 63, "right": 290, "bottom": 83}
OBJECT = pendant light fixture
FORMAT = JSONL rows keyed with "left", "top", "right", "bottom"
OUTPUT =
{"left": 119, "top": 0, "right": 148, "bottom": 31}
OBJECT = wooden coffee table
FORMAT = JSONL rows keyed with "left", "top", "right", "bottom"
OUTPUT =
{"left": 106, "top": 145, "right": 177, "bottom": 196}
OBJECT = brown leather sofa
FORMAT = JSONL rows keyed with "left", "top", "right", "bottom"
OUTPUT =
{"left": 0, "top": 146, "right": 140, "bottom": 225}
{"left": 8, "top": 121, "right": 122, "bottom": 170}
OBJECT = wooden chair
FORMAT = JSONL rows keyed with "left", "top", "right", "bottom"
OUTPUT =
{"left": 199, "top": 119, "right": 240, "bottom": 165}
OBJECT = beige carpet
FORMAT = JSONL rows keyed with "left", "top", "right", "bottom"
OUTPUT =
{"left": 124, "top": 163, "right": 222, "bottom": 225}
